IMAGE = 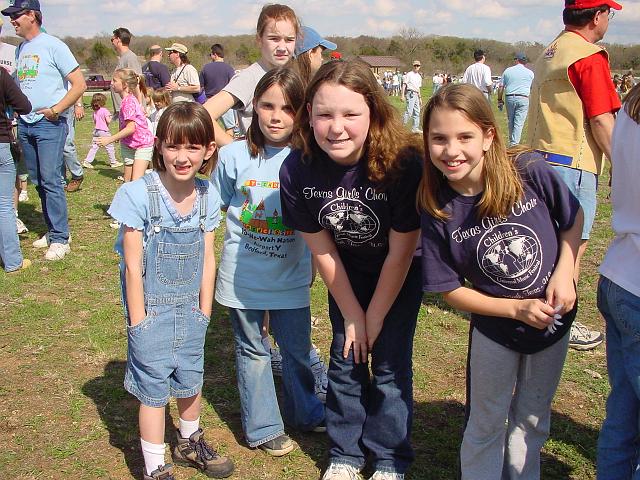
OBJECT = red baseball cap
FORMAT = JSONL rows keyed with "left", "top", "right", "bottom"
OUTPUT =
{"left": 565, "top": 0, "right": 622, "bottom": 10}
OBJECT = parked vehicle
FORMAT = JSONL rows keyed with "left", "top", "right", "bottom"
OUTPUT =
{"left": 85, "top": 74, "right": 111, "bottom": 91}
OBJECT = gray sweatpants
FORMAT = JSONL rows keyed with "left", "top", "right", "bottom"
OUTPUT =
{"left": 460, "top": 328, "right": 570, "bottom": 480}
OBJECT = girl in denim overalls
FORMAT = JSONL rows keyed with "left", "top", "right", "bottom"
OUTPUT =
{"left": 212, "top": 68, "right": 325, "bottom": 457}
{"left": 108, "top": 102, "right": 234, "bottom": 480}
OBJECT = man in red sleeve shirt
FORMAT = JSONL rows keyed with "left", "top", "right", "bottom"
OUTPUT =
{"left": 528, "top": 0, "right": 621, "bottom": 350}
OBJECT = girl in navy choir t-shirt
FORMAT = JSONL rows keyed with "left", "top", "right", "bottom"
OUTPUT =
{"left": 419, "top": 84, "right": 583, "bottom": 480}
{"left": 279, "top": 59, "right": 424, "bottom": 479}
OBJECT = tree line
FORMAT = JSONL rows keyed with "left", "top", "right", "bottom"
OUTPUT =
{"left": 4, "top": 30, "right": 638, "bottom": 76}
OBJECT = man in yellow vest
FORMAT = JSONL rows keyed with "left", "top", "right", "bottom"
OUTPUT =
{"left": 528, "top": 0, "right": 622, "bottom": 350}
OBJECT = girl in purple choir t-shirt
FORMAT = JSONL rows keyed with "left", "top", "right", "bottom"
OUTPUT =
{"left": 419, "top": 84, "right": 583, "bottom": 479}
{"left": 280, "top": 59, "right": 424, "bottom": 480}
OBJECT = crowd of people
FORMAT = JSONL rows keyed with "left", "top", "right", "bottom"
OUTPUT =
{"left": 2, "top": 0, "right": 640, "bottom": 480}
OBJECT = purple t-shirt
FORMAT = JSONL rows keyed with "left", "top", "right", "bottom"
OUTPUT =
{"left": 421, "top": 153, "right": 580, "bottom": 354}
{"left": 280, "top": 149, "right": 423, "bottom": 274}
{"left": 200, "top": 61, "right": 235, "bottom": 98}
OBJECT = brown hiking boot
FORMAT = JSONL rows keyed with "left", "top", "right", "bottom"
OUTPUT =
{"left": 65, "top": 177, "right": 83, "bottom": 192}
{"left": 172, "top": 428, "right": 234, "bottom": 478}
{"left": 143, "top": 464, "right": 175, "bottom": 480}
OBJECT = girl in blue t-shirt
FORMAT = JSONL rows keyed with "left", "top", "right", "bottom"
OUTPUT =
{"left": 211, "top": 67, "right": 325, "bottom": 457}
{"left": 279, "top": 59, "right": 424, "bottom": 480}
{"left": 419, "top": 84, "right": 583, "bottom": 479}
{"left": 108, "top": 102, "right": 233, "bottom": 480}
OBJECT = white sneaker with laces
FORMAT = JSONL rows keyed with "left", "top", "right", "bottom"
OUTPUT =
{"left": 45, "top": 242, "right": 70, "bottom": 261}
{"left": 569, "top": 321, "right": 603, "bottom": 351}
{"left": 369, "top": 471, "right": 405, "bottom": 480}
{"left": 18, "top": 190, "right": 28, "bottom": 202}
{"left": 321, "top": 463, "right": 361, "bottom": 480}
{"left": 82, "top": 161, "right": 94, "bottom": 169}
{"left": 110, "top": 220, "right": 121, "bottom": 229}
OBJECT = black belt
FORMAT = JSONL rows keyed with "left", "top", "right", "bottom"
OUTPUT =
{"left": 506, "top": 94, "right": 528, "bottom": 98}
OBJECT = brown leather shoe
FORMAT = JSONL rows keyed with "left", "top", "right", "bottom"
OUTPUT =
{"left": 65, "top": 177, "right": 83, "bottom": 192}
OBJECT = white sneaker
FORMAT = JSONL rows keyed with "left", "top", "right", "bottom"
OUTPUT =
{"left": 110, "top": 161, "right": 124, "bottom": 168}
{"left": 82, "top": 161, "right": 94, "bottom": 169}
{"left": 321, "top": 463, "right": 361, "bottom": 480}
{"left": 109, "top": 220, "right": 121, "bottom": 229}
{"left": 369, "top": 472, "right": 405, "bottom": 480}
{"left": 45, "top": 242, "right": 70, "bottom": 261}
{"left": 16, "top": 217, "right": 29, "bottom": 234}
{"left": 33, "top": 233, "right": 72, "bottom": 248}
{"left": 33, "top": 233, "right": 50, "bottom": 248}
{"left": 18, "top": 190, "right": 29, "bottom": 202}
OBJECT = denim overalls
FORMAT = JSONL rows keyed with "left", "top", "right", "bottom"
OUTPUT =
{"left": 123, "top": 174, "right": 211, "bottom": 408}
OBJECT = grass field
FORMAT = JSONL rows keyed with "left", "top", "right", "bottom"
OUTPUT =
{"left": 0, "top": 86, "right": 613, "bottom": 479}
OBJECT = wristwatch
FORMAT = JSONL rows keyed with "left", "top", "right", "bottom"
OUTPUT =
{"left": 49, "top": 105, "right": 59, "bottom": 120}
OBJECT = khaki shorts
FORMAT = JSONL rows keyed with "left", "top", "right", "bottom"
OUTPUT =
{"left": 120, "top": 144, "right": 153, "bottom": 166}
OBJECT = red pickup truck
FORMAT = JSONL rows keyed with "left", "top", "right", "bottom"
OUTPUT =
{"left": 85, "top": 74, "right": 111, "bottom": 91}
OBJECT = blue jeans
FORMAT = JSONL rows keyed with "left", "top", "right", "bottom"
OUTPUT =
{"left": 402, "top": 91, "right": 421, "bottom": 131}
{"left": 0, "top": 143, "right": 23, "bottom": 272}
{"left": 18, "top": 117, "right": 70, "bottom": 244}
{"left": 61, "top": 112, "right": 83, "bottom": 181}
{"left": 597, "top": 276, "right": 640, "bottom": 479}
{"left": 229, "top": 307, "right": 324, "bottom": 447}
{"left": 551, "top": 165, "right": 597, "bottom": 240}
{"left": 326, "top": 259, "right": 422, "bottom": 474}
{"left": 505, "top": 95, "right": 529, "bottom": 146}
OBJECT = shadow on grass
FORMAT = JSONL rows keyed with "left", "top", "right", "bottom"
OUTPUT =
{"left": 409, "top": 400, "right": 597, "bottom": 479}
{"left": 17, "top": 199, "right": 48, "bottom": 236}
{"left": 82, "top": 360, "right": 177, "bottom": 478}
{"left": 97, "top": 165, "right": 124, "bottom": 181}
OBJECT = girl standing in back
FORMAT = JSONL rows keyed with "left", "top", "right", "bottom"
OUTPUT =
{"left": 279, "top": 59, "right": 424, "bottom": 480}
{"left": 108, "top": 102, "right": 234, "bottom": 480}
{"left": 82, "top": 93, "right": 121, "bottom": 169}
{"left": 97, "top": 68, "right": 154, "bottom": 185}
{"left": 419, "top": 84, "right": 583, "bottom": 479}
{"left": 212, "top": 67, "right": 325, "bottom": 457}
{"left": 204, "top": 3, "right": 299, "bottom": 146}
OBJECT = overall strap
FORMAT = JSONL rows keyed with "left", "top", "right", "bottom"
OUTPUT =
{"left": 196, "top": 178, "right": 208, "bottom": 226}
{"left": 142, "top": 174, "right": 162, "bottom": 224}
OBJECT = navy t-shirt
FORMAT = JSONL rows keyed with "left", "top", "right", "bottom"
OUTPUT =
{"left": 280, "top": 149, "right": 423, "bottom": 274}
{"left": 421, "top": 152, "right": 580, "bottom": 354}
{"left": 142, "top": 61, "right": 170, "bottom": 89}
{"left": 200, "top": 62, "right": 235, "bottom": 98}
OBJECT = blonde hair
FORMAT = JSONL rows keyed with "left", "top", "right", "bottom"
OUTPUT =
{"left": 150, "top": 89, "right": 171, "bottom": 109}
{"left": 113, "top": 68, "right": 147, "bottom": 99}
{"left": 294, "top": 59, "right": 422, "bottom": 187}
{"left": 418, "top": 84, "right": 524, "bottom": 221}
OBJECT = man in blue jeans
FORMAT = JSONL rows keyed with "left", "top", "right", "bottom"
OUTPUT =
{"left": 3, "top": 0, "right": 86, "bottom": 261}
{"left": 497, "top": 53, "right": 534, "bottom": 146}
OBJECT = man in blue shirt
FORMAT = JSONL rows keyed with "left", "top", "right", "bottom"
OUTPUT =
{"left": 2, "top": 0, "right": 86, "bottom": 261}
{"left": 497, "top": 53, "right": 534, "bottom": 146}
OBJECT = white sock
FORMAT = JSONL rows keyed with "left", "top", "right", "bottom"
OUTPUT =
{"left": 179, "top": 417, "right": 200, "bottom": 439}
{"left": 261, "top": 336, "right": 273, "bottom": 351}
{"left": 140, "top": 438, "right": 165, "bottom": 476}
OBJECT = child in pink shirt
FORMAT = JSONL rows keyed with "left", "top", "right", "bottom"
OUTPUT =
{"left": 96, "top": 69, "right": 154, "bottom": 183}
{"left": 82, "top": 93, "right": 121, "bottom": 169}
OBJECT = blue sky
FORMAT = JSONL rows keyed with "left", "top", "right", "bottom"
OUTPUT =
{"left": 2, "top": 0, "right": 638, "bottom": 44}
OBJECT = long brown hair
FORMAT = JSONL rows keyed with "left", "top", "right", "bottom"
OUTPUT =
{"left": 418, "top": 83, "right": 524, "bottom": 221}
{"left": 624, "top": 82, "right": 640, "bottom": 124}
{"left": 294, "top": 59, "right": 422, "bottom": 187}
{"left": 247, "top": 67, "right": 304, "bottom": 158}
{"left": 152, "top": 102, "right": 217, "bottom": 176}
